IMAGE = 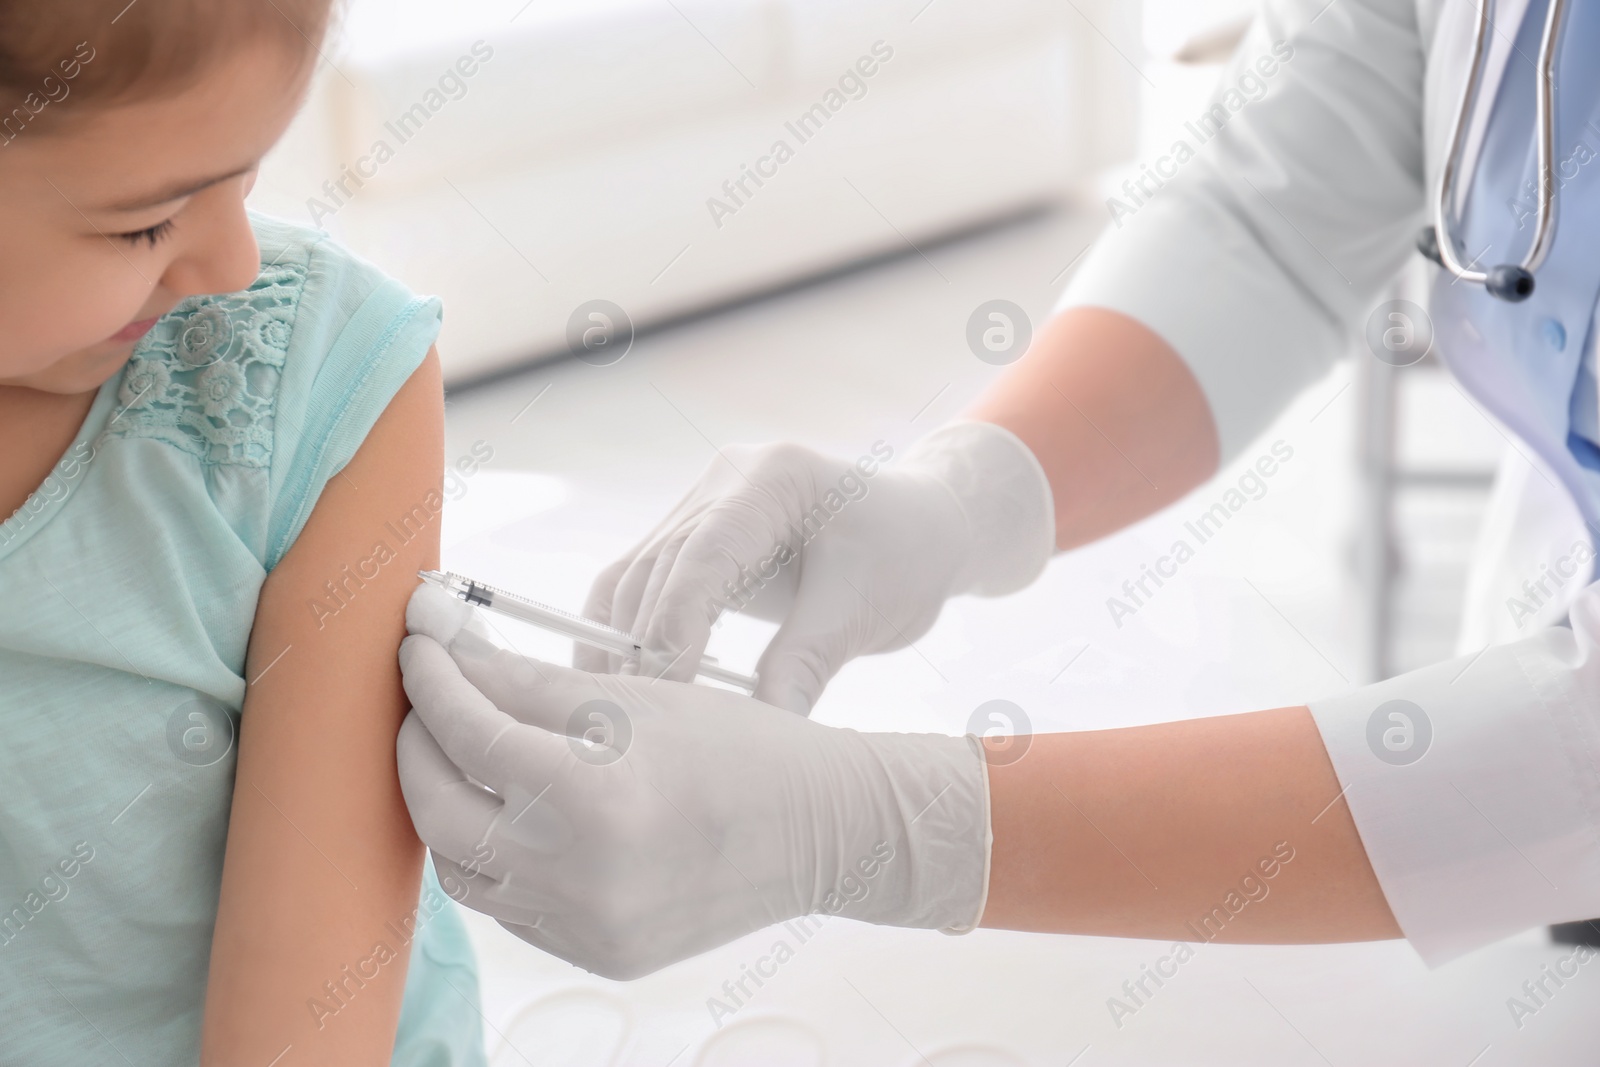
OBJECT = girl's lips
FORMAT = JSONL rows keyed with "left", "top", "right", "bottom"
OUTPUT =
{"left": 110, "top": 316, "right": 160, "bottom": 344}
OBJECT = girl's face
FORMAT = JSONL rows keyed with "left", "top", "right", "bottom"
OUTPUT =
{"left": 0, "top": 44, "right": 313, "bottom": 395}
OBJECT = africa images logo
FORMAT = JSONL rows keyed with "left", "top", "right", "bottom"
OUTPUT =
{"left": 1104, "top": 40, "right": 1294, "bottom": 228}
{"left": 705, "top": 41, "right": 895, "bottom": 228}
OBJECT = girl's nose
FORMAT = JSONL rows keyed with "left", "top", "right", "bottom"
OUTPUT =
{"left": 159, "top": 184, "right": 260, "bottom": 300}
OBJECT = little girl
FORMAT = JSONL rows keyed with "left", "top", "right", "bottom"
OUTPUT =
{"left": 0, "top": 1, "right": 486, "bottom": 1063}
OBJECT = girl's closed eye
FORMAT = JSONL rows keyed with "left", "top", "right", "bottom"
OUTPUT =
{"left": 116, "top": 218, "right": 176, "bottom": 247}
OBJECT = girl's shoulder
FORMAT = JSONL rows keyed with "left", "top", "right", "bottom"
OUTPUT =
{"left": 107, "top": 215, "right": 443, "bottom": 569}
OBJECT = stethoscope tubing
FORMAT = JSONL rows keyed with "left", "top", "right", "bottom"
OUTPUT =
{"left": 1427, "top": 0, "right": 1568, "bottom": 300}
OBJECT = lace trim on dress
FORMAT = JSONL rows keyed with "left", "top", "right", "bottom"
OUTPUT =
{"left": 104, "top": 261, "right": 304, "bottom": 468}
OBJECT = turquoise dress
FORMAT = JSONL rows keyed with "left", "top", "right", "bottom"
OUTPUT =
{"left": 0, "top": 215, "right": 486, "bottom": 1065}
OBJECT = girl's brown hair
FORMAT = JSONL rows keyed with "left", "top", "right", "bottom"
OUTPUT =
{"left": 1, "top": 0, "right": 335, "bottom": 137}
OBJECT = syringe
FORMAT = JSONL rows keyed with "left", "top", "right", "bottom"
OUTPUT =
{"left": 417, "top": 570, "right": 759, "bottom": 693}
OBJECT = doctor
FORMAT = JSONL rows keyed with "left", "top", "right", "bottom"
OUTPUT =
{"left": 397, "top": 0, "right": 1600, "bottom": 979}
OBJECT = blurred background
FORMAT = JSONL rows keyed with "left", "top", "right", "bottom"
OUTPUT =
{"left": 247, "top": 1, "right": 1590, "bottom": 1063}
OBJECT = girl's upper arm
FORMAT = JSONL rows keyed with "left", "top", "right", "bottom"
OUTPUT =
{"left": 201, "top": 348, "right": 445, "bottom": 1066}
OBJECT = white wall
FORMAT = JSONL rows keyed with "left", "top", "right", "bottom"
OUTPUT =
{"left": 248, "top": 0, "right": 1135, "bottom": 382}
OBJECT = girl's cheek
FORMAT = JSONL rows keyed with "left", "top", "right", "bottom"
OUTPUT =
{"left": 0, "top": 250, "right": 157, "bottom": 371}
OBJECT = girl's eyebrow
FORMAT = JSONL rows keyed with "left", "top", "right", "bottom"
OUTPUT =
{"left": 103, "top": 164, "right": 255, "bottom": 212}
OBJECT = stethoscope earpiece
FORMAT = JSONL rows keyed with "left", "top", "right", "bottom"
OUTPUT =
{"left": 1416, "top": 228, "right": 1536, "bottom": 302}
{"left": 1485, "top": 264, "right": 1536, "bottom": 302}
{"left": 1430, "top": 0, "right": 1566, "bottom": 303}
{"left": 1416, "top": 225, "right": 1443, "bottom": 267}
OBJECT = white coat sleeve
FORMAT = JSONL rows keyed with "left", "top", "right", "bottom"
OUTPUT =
{"left": 1309, "top": 577, "right": 1600, "bottom": 965}
{"left": 1057, "top": 0, "right": 1428, "bottom": 461}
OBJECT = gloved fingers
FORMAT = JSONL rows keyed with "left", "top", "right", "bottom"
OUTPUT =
{"left": 494, "top": 917, "right": 547, "bottom": 947}
{"left": 634, "top": 500, "right": 799, "bottom": 678}
{"left": 396, "top": 712, "right": 505, "bottom": 862}
{"left": 408, "top": 606, "right": 606, "bottom": 736}
{"left": 579, "top": 555, "right": 628, "bottom": 630}
{"left": 432, "top": 630, "right": 577, "bottom": 734}
{"left": 627, "top": 531, "right": 709, "bottom": 682}
{"left": 400, "top": 634, "right": 574, "bottom": 794}
{"left": 492, "top": 918, "right": 594, "bottom": 975}
{"left": 406, "top": 580, "right": 541, "bottom": 670}
{"left": 752, "top": 575, "right": 864, "bottom": 715}
{"left": 444, "top": 644, "right": 612, "bottom": 737}
{"left": 427, "top": 738, "right": 587, "bottom": 874}
{"left": 570, "top": 644, "right": 616, "bottom": 674}
{"left": 603, "top": 447, "right": 809, "bottom": 672}
{"left": 431, "top": 851, "right": 495, "bottom": 907}
{"left": 576, "top": 556, "right": 630, "bottom": 674}
{"left": 432, "top": 852, "right": 549, "bottom": 927}
{"left": 604, "top": 494, "right": 722, "bottom": 658}
{"left": 626, "top": 529, "right": 688, "bottom": 644}
{"left": 585, "top": 488, "right": 707, "bottom": 640}
{"left": 496, "top": 917, "right": 667, "bottom": 983}
{"left": 604, "top": 544, "right": 667, "bottom": 670}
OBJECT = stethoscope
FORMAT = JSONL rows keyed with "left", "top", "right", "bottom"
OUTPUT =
{"left": 1418, "top": 0, "right": 1570, "bottom": 302}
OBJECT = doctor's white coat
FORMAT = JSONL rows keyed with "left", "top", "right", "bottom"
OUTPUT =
{"left": 1059, "top": 0, "right": 1600, "bottom": 963}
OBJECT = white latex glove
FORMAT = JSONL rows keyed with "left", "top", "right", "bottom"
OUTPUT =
{"left": 581, "top": 422, "right": 1055, "bottom": 713}
{"left": 397, "top": 582, "right": 991, "bottom": 981}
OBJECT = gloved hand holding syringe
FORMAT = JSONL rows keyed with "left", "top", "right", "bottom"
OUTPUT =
{"left": 417, "top": 570, "right": 759, "bottom": 693}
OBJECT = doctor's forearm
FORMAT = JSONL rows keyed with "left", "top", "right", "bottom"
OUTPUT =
{"left": 964, "top": 307, "right": 1220, "bottom": 551}
{"left": 980, "top": 707, "right": 1401, "bottom": 943}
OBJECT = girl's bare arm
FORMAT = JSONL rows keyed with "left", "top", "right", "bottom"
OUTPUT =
{"left": 201, "top": 349, "right": 445, "bottom": 1065}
